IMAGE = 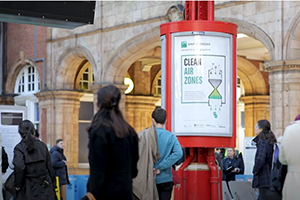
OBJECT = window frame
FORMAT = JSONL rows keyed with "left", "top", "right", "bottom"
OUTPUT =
{"left": 14, "top": 65, "right": 40, "bottom": 95}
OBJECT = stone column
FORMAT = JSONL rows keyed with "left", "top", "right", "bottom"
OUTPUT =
{"left": 240, "top": 95, "right": 270, "bottom": 137}
{"left": 125, "top": 95, "right": 160, "bottom": 132}
{"left": 264, "top": 61, "right": 300, "bottom": 137}
{"left": 35, "top": 90, "right": 83, "bottom": 168}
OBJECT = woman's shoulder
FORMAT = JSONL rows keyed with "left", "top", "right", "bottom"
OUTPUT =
{"left": 14, "top": 140, "right": 26, "bottom": 151}
{"left": 36, "top": 140, "right": 48, "bottom": 149}
{"left": 89, "top": 124, "right": 114, "bottom": 138}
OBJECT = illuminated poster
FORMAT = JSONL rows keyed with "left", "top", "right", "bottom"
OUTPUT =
{"left": 172, "top": 32, "right": 233, "bottom": 136}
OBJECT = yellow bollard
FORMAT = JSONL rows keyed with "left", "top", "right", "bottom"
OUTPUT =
{"left": 55, "top": 176, "right": 61, "bottom": 200}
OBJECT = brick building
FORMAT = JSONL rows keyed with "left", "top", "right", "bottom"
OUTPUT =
{"left": 1, "top": 1, "right": 300, "bottom": 174}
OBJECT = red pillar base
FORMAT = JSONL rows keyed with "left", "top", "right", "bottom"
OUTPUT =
{"left": 174, "top": 147, "right": 222, "bottom": 200}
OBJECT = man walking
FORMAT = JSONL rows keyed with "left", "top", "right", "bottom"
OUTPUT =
{"left": 152, "top": 108, "right": 183, "bottom": 200}
{"left": 50, "top": 139, "right": 69, "bottom": 200}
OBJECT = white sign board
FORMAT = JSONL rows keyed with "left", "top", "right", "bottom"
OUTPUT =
{"left": 171, "top": 32, "right": 233, "bottom": 136}
{"left": 0, "top": 105, "right": 26, "bottom": 180}
{"left": 244, "top": 137, "right": 256, "bottom": 175}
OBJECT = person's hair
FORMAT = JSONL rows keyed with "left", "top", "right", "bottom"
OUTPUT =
{"left": 88, "top": 85, "right": 134, "bottom": 138}
{"left": 34, "top": 129, "right": 40, "bottom": 138}
{"left": 227, "top": 148, "right": 236, "bottom": 157}
{"left": 56, "top": 139, "right": 63, "bottom": 144}
{"left": 257, "top": 119, "right": 277, "bottom": 145}
{"left": 151, "top": 108, "right": 167, "bottom": 124}
{"left": 18, "top": 120, "right": 36, "bottom": 153}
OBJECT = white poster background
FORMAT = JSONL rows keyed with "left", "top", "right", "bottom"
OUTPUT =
{"left": 0, "top": 106, "right": 26, "bottom": 181}
{"left": 172, "top": 32, "right": 233, "bottom": 136}
{"left": 244, "top": 137, "right": 256, "bottom": 175}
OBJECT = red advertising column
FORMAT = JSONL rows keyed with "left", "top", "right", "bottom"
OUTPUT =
{"left": 160, "top": 1, "right": 237, "bottom": 200}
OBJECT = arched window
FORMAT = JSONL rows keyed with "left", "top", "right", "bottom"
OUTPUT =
{"left": 152, "top": 70, "right": 162, "bottom": 97}
{"left": 154, "top": 76, "right": 161, "bottom": 96}
{"left": 77, "top": 62, "right": 94, "bottom": 91}
{"left": 14, "top": 65, "right": 40, "bottom": 94}
{"left": 76, "top": 61, "right": 94, "bottom": 165}
{"left": 14, "top": 65, "right": 40, "bottom": 129}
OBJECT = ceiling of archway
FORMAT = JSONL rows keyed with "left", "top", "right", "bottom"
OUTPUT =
{"left": 132, "top": 35, "right": 270, "bottom": 73}
{"left": 237, "top": 35, "right": 270, "bottom": 61}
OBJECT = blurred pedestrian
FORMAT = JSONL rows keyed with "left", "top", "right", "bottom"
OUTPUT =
{"left": 13, "top": 120, "right": 56, "bottom": 200}
{"left": 50, "top": 139, "right": 69, "bottom": 200}
{"left": 132, "top": 124, "right": 160, "bottom": 200}
{"left": 222, "top": 148, "right": 244, "bottom": 182}
{"left": 81, "top": 85, "right": 139, "bottom": 200}
{"left": 279, "top": 114, "right": 300, "bottom": 200}
{"left": 215, "top": 148, "right": 222, "bottom": 170}
{"left": 252, "top": 119, "right": 276, "bottom": 200}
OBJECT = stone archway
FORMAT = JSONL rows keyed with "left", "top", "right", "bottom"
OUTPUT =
{"left": 285, "top": 12, "right": 300, "bottom": 60}
{"left": 54, "top": 45, "right": 96, "bottom": 90}
{"left": 103, "top": 27, "right": 161, "bottom": 84}
{"left": 216, "top": 17, "right": 275, "bottom": 61}
{"left": 238, "top": 57, "right": 269, "bottom": 136}
{"left": 6, "top": 58, "right": 36, "bottom": 94}
{"left": 237, "top": 56, "right": 268, "bottom": 95}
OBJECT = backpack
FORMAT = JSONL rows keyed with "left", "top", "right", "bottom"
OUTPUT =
{"left": 2, "top": 146, "right": 9, "bottom": 173}
{"left": 270, "top": 143, "right": 287, "bottom": 195}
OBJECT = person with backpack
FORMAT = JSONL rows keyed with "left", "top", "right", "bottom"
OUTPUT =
{"left": 252, "top": 119, "right": 277, "bottom": 200}
{"left": 279, "top": 114, "right": 300, "bottom": 200}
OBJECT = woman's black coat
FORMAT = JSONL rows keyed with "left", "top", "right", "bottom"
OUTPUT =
{"left": 13, "top": 139, "right": 56, "bottom": 200}
{"left": 87, "top": 124, "right": 139, "bottom": 200}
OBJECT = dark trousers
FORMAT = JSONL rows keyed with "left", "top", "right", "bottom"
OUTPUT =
{"left": 156, "top": 181, "right": 174, "bottom": 200}
{"left": 258, "top": 187, "right": 282, "bottom": 200}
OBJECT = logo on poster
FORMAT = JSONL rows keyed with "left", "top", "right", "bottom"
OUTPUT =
{"left": 181, "top": 41, "right": 187, "bottom": 48}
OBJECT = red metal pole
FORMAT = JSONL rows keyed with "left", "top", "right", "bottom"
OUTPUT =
{"left": 191, "top": 1, "right": 197, "bottom": 20}
{"left": 178, "top": 148, "right": 195, "bottom": 200}
{"left": 207, "top": 1, "right": 215, "bottom": 21}
{"left": 207, "top": 147, "right": 221, "bottom": 200}
{"left": 165, "top": 27, "right": 172, "bottom": 131}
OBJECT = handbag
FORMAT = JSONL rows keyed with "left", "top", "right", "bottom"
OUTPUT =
{"left": 270, "top": 143, "right": 288, "bottom": 195}
{"left": 4, "top": 172, "right": 16, "bottom": 196}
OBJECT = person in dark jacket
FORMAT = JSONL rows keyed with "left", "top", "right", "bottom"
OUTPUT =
{"left": 13, "top": 120, "right": 56, "bottom": 200}
{"left": 222, "top": 148, "right": 244, "bottom": 182}
{"left": 2, "top": 146, "right": 9, "bottom": 174}
{"left": 252, "top": 119, "right": 277, "bottom": 200}
{"left": 81, "top": 85, "right": 139, "bottom": 200}
{"left": 50, "top": 139, "right": 69, "bottom": 200}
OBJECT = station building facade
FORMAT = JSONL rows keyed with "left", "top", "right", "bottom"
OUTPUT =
{"left": 1, "top": 1, "right": 300, "bottom": 174}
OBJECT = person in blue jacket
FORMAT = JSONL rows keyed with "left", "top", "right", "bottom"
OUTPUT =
{"left": 152, "top": 108, "right": 183, "bottom": 200}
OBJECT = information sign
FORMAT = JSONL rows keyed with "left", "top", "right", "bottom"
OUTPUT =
{"left": 172, "top": 32, "right": 233, "bottom": 136}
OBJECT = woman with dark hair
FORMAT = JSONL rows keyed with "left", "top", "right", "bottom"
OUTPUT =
{"left": 13, "top": 120, "right": 56, "bottom": 200}
{"left": 252, "top": 119, "right": 277, "bottom": 200}
{"left": 81, "top": 85, "right": 139, "bottom": 200}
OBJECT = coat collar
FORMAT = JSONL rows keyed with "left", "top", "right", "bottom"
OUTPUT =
{"left": 253, "top": 135, "right": 259, "bottom": 143}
